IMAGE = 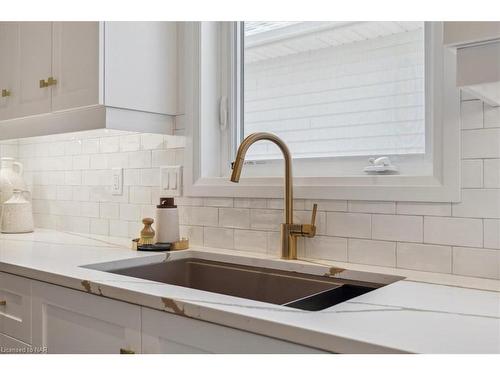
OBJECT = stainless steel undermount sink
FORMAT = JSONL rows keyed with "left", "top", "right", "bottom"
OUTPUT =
{"left": 108, "top": 258, "right": 399, "bottom": 311}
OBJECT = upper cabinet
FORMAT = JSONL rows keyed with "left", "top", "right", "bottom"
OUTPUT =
{"left": 0, "top": 21, "right": 177, "bottom": 140}
{"left": 444, "top": 22, "right": 500, "bottom": 106}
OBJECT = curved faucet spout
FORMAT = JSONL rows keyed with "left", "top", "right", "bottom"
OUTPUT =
{"left": 230, "top": 132, "right": 293, "bottom": 224}
{"left": 230, "top": 133, "right": 317, "bottom": 260}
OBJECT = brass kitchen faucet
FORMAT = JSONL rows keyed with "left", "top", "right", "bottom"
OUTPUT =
{"left": 230, "top": 132, "right": 317, "bottom": 260}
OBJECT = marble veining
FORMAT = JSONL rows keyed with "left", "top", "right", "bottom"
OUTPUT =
{"left": 0, "top": 229, "right": 499, "bottom": 353}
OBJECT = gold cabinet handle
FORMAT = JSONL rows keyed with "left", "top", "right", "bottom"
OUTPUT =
{"left": 40, "top": 79, "right": 49, "bottom": 88}
{"left": 120, "top": 348, "right": 135, "bottom": 354}
{"left": 0, "top": 300, "right": 6, "bottom": 306}
{"left": 47, "top": 77, "right": 57, "bottom": 86}
{"left": 1, "top": 89, "right": 11, "bottom": 97}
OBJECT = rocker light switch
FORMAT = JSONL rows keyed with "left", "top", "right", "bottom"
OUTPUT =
{"left": 160, "top": 166, "right": 182, "bottom": 197}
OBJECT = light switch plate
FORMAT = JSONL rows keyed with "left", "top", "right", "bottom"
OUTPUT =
{"left": 160, "top": 165, "right": 182, "bottom": 197}
{"left": 111, "top": 168, "right": 123, "bottom": 195}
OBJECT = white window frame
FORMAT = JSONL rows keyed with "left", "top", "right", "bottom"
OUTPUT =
{"left": 183, "top": 22, "right": 461, "bottom": 202}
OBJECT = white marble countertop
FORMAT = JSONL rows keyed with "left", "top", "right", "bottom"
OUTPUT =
{"left": 0, "top": 229, "right": 499, "bottom": 353}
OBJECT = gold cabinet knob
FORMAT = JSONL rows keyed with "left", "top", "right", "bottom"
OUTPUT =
{"left": 47, "top": 77, "right": 57, "bottom": 86}
{"left": 0, "top": 300, "right": 6, "bottom": 306}
{"left": 1, "top": 89, "right": 11, "bottom": 97}
{"left": 39, "top": 79, "right": 49, "bottom": 88}
{"left": 119, "top": 348, "right": 135, "bottom": 354}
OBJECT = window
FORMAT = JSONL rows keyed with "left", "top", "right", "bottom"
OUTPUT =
{"left": 184, "top": 22, "right": 460, "bottom": 202}
{"left": 243, "top": 22, "right": 425, "bottom": 162}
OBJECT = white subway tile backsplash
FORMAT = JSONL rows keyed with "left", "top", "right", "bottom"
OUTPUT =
{"left": 234, "top": 229, "right": 267, "bottom": 253}
{"left": 179, "top": 206, "right": 218, "bottom": 226}
{"left": 204, "top": 227, "right": 234, "bottom": 249}
{"left": 483, "top": 159, "right": 500, "bottom": 188}
{"left": 100, "top": 137, "right": 120, "bottom": 153}
{"left": 396, "top": 202, "right": 451, "bottom": 216}
{"left": 72, "top": 155, "right": 90, "bottom": 170}
{"left": 141, "top": 133, "right": 166, "bottom": 150}
{"left": 461, "top": 159, "right": 483, "bottom": 188}
{"left": 100, "top": 202, "right": 120, "bottom": 220}
{"left": 306, "top": 199, "right": 347, "bottom": 212}
{"left": 82, "top": 139, "right": 100, "bottom": 154}
{"left": 80, "top": 202, "right": 100, "bottom": 218}
{"left": 90, "top": 218, "right": 109, "bottom": 236}
{"left": 460, "top": 100, "right": 483, "bottom": 129}
{"left": 424, "top": 216, "right": 483, "bottom": 247}
{"left": 326, "top": 212, "right": 371, "bottom": 239}
{"left": 128, "top": 151, "right": 152, "bottom": 169}
{"left": 129, "top": 186, "right": 152, "bottom": 204}
{"left": 397, "top": 243, "right": 452, "bottom": 273}
{"left": 484, "top": 103, "right": 500, "bottom": 128}
{"left": 348, "top": 239, "right": 396, "bottom": 267}
{"left": 179, "top": 225, "right": 204, "bottom": 245}
{"left": 484, "top": 219, "right": 500, "bottom": 249}
{"left": 250, "top": 209, "right": 283, "bottom": 231}
{"left": 305, "top": 236, "right": 347, "bottom": 262}
{"left": 453, "top": 247, "right": 500, "bottom": 279}
{"left": 348, "top": 200, "right": 395, "bottom": 214}
{"left": 120, "top": 134, "right": 141, "bottom": 152}
{"left": 119, "top": 203, "right": 141, "bottom": 221}
{"left": 109, "top": 220, "right": 129, "bottom": 237}
{"left": 462, "top": 128, "right": 500, "bottom": 159}
{"left": 234, "top": 198, "right": 267, "bottom": 208}
{"left": 452, "top": 189, "right": 500, "bottom": 219}
{"left": 372, "top": 214, "right": 422, "bottom": 243}
{"left": 204, "top": 197, "right": 234, "bottom": 207}
{"left": 219, "top": 208, "right": 250, "bottom": 229}
{"left": 152, "top": 149, "right": 176, "bottom": 167}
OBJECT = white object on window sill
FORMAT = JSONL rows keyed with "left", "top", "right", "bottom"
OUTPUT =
{"left": 364, "top": 157, "right": 399, "bottom": 174}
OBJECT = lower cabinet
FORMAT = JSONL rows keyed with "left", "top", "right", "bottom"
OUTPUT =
{"left": 142, "top": 306, "right": 324, "bottom": 354}
{"left": 0, "top": 333, "right": 32, "bottom": 353}
{"left": 0, "top": 272, "right": 32, "bottom": 344}
{"left": 0, "top": 274, "right": 325, "bottom": 354}
{"left": 31, "top": 281, "right": 141, "bottom": 354}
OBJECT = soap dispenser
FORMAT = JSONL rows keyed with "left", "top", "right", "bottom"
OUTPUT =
{"left": 155, "top": 197, "right": 180, "bottom": 244}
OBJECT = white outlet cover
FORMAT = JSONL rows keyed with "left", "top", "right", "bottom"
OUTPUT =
{"left": 111, "top": 168, "right": 123, "bottom": 195}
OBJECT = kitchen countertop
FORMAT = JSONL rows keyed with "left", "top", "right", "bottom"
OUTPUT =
{"left": 0, "top": 229, "right": 499, "bottom": 353}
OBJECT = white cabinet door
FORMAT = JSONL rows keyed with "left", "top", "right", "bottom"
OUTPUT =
{"left": 32, "top": 281, "right": 141, "bottom": 354}
{"left": 51, "top": 22, "right": 100, "bottom": 111}
{"left": 0, "top": 332, "right": 32, "bottom": 353}
{"left": 142, "top": 307, "right": 325, "bottom": 354}
{"left": 0, "top": 272, "right": 32, "bottom": 344}
{"left": 17, "top": 22, "right": 52, "bottom": 118}
{"left": 104, "top": 21, "right": 177, "bottom": 115}
{"left": 0, "top": 22, "right": 19, "bottom": 121}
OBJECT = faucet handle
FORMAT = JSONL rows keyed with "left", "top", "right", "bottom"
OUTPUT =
{"left": 299, "top": 203, "right": 317, "bottom": 238}
{"left": 310, "top": 203, "right": 317, "bottom": 226}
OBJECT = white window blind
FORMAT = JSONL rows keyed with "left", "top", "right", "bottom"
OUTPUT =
{"left": 243, "top": 21, "right": 425, "bottom": 161}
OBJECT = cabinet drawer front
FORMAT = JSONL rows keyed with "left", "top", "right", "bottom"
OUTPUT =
{"left": 0, "top": 272, "right": 31, "bottom": 344}
{"left": 0, "top": 332, "right": 32, "bottom": 354}
{"left": 142, "top": 307, "right": 326, "bottom": 354}
{"left": 32, "top": 281, "right": 141, "bottom": 354}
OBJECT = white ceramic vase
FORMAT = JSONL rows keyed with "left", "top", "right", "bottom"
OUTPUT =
{"left": 1, "top": 189, "right": 34, "bottom": 234}
{"left": 0, "top": 157, "right": 26, "bottom": 204}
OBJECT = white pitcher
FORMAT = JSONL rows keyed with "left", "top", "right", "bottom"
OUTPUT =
{"left": 0, "top": 157, "right": 26, "bottom": 205}
{"left": 1, "top": 189, "right": 34, "bottom": 234}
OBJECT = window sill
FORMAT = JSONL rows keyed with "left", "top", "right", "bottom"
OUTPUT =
{"left": 186, "top": 175, "right": 461, "bottom": 202}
